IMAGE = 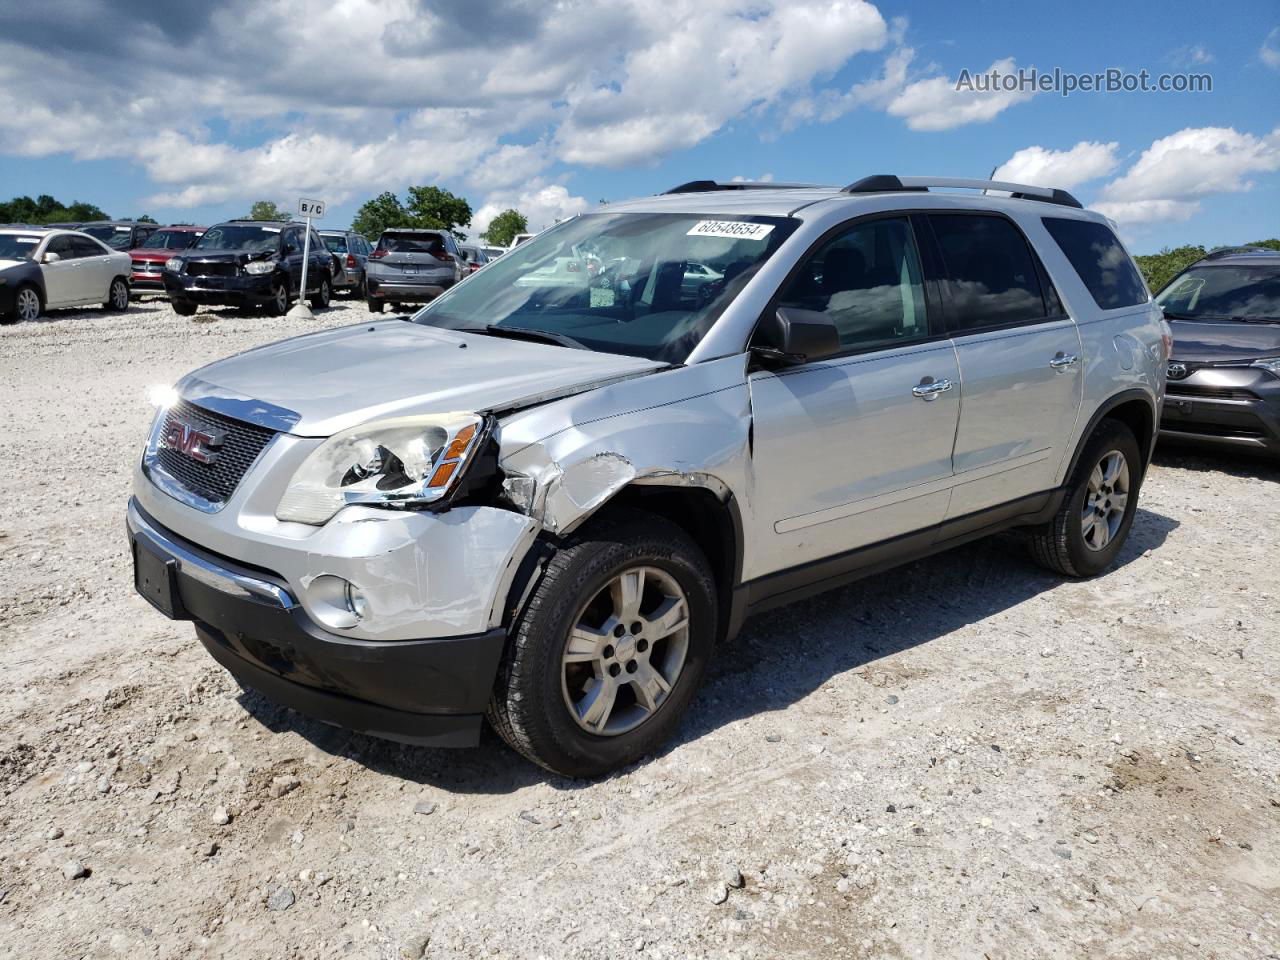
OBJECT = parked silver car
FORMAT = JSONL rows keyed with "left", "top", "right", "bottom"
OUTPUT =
{"left": 365, "top": 228, "right": 466, "bottom": 313}
{"left": 319, "top": 230, "right": 372, "bottom": 298}
{"left": 128, "top": 175, "right": 1168, "bottom": 777}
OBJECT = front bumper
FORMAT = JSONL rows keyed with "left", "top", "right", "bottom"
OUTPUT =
{"left": 1160, "top": 367, "right": 1280, "bottom": 455}
{"left": 163, "top": 271, "right": 275, "bottom": 307}
{"left": 128, "top": 501, "right": 507, "bottom": 746}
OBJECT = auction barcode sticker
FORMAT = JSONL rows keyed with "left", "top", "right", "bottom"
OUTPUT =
{"left": 686, "top": 220, "right": 775, "bottom": 241}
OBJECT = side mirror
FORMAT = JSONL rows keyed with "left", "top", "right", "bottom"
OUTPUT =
{"left": 42, "top": 251, "right": 61, "bottom": 264}
{"left": 753, "top": 307, "right": 841, "bottom": 364}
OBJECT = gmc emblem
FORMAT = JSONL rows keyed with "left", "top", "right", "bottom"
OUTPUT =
{"left": 163, "top": 419, "right": 225, "bottom": 464}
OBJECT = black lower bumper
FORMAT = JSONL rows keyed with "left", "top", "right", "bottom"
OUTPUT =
{"left": 366, "top": 276, "right": 453, "bottom": 302}
{"left": 129, "top": 507, "right": 505, "bottom": 747}
{"left": 1160, "top": 393, "right": 1280, "bottom": 456}
{"left": 163, "top": 274, "right": 275, "bottom": 307}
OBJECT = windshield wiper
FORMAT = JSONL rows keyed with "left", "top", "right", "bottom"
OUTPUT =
{"left": 454, "top": 324, "right": 590, "bottom": 351}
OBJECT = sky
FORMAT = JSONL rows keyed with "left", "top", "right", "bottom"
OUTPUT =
{"left": 0, "top": 0, "right": 1275, "bottom": 254}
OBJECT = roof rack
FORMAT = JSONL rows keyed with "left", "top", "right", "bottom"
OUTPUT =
{"left": 842, "top": 174, "right": 1083, "bottom": 209}
{"left": 1203, "top": 245, "right": 1276, "bottom": 260}
{"left": 664, "top": 180, "right": 821, "bottom": 194}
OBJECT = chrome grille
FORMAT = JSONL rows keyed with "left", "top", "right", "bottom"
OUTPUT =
{"left": 154, "top": 400, "right": 276, "bottom": 505}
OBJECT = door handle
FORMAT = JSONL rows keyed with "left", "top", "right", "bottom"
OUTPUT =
{"left": 1049, "top": 353, "right": 1079, "bottom": 370}
{"left": 911, "top": 377, "right": 953, "bottom": 400}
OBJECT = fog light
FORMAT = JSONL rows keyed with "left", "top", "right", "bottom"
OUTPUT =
{"left": 307, "top": 575, "right": 370, "bottom": 629}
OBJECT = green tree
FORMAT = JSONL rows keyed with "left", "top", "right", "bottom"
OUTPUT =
{"left": 480, "top": 208, "right": 528, "bottom": 247}
{"left": 1247, "top": 238, "right": 1280, "bottom": 251}
{"left": 404, "top": 185, "right": 472, "bottom": 239}
{"left": 134, "top": 214, "right": 158, "bottom": 224}
{"left": 247, "top": 200, "right": 289, "bottom": 221}
{"left": 351, "top": 191, "right": 413, "bottom": 241}
{"left": 1133, "top": 245, "right": 1207, "bottom": 293}
{"left": 0, "top": 194, "right": 108, "bottom": 224}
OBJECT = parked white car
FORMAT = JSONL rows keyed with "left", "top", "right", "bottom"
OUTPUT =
{"left": 0, "top": 227, "right": 131, "bottom": 318}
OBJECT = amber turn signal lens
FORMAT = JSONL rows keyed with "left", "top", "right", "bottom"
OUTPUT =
{"left": 443, "top": 424, "right": 476, "bottom": 460}
{"left": 428, "top": 460, "right": 458, "bottom": 488}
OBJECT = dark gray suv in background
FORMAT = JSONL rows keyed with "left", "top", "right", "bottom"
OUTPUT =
{"left": 320, "top": 229, "right": 371, "bottom": 298}
{"left": 1157, "top": 246, "right": 1280, "bottom": 457}
{"left": 366, "top": 228, "right": 466, "bottom": 313}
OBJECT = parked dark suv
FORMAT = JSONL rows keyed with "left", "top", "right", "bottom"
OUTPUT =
{"left": 1157, "top": 246, "right": 1280, "bottom": 457}
{"left": 163, "top": 220, "right": 334, "bottom": 316}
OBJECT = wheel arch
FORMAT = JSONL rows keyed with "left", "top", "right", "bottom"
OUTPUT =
{"left": 1066, "top": 388, "right": 1158, "bottom": 480}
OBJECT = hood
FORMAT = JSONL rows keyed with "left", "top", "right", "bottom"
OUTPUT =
{"left": 1168, "top": 317, "right": 1280, "bottom": 363}
{"left": 177, "top": 321, "right": 666, "bottom": 436}
{"left": 0, "top": 258, "right": 31, "bottom": 271}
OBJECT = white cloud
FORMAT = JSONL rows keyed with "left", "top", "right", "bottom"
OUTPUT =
{"left": 1262, "top": 27, "right": 1280, "bottom": 69}
{"left": 1094, "top": 126, "right": 1280, "bottom": 226}
{"left": 993, "top": 141, "right": 1120, "bottom": 191}
{"left": 471, "top": 183, "right": 590, "bottom": 238}
{"left": 887, "top": 57, "right": 1036, "bottom": 131}
{"left": 1167, "top": 43, "right": 1214, "bottom": 66}
{"left": 0, "top": 0, "right": 896, "bottom": 210}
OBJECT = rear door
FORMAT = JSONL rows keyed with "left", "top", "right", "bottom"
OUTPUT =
{"left": 72, "top": 235, "right": 113, "bottom": 300}
{"left": 747, "top": 214, "right": 961, "bottom": 578}
{"left": 925, "top": 212, "right": 1083, "bottom": 516}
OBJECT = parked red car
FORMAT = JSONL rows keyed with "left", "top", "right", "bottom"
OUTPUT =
{"left": 129, "top": 225, "right": 206, "bottom": 295}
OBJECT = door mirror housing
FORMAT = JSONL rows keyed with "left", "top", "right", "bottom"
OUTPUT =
{"left": 42, "top": 251, "right": 61, "bottom": 264}
{"left": 752, "top": 307, "right": 841, "bottom": 364}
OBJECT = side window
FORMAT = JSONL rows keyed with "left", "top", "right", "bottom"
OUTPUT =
{"left": 775, "top": 216, "right": 929, "bottom": 352}
{"left": 928, "top": 214, "right": 1047, "bottom": 331}
{"left": 282, "top": 228, "right": 301, "bottom": 254}
{"left": 1042, "top": 218, "right": 1147, "bottom": 310}
{"left": 72, "top": 236, "right": 104, "bottom": 258}
{"left": 45, "top": 236, "right": 74, "bottom": 259}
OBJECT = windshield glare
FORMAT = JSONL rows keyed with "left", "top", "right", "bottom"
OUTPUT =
{"left": 1157, "top": 265, "right": 1280, "bottom": 320}
{"left": 141, "top": 230, "right": 199, "bottom": 250}
{"left": 412, "top": 212, "right": 798, "bottom": 361}
{"left": 0, "top": 234, "right": 40, "bottom": 260}
{"left": 196, "top": 225, "right": 280, "bottom": 253}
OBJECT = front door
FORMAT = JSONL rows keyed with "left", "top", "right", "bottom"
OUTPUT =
{"left": 747, "top": 215, "right": 960, "bottom": 580}
{"left": 925, "top": 213, "right": 1084, "bottom": 516}
{"left": 39, "top": 235, "right": 82, "bottom": 306}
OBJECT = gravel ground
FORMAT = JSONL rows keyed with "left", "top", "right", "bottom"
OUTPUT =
{"left": 1, "top": 297, "right": 1278, "bottom": 960}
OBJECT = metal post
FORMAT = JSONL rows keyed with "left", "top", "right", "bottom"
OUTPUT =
{"left": 299, "top": 215, "right": 311, "bottom": 299}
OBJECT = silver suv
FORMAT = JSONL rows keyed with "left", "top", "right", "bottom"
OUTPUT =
{"left": 128, "top": 176, "right": 1169, "bottom": 777}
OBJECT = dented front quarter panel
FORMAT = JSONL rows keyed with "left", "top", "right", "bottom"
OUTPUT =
{"left": 496, "top": 355, "right": 754, "bottom": 536}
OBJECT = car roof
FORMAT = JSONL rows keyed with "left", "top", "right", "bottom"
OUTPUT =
{"left": 78, "top": 220, "right": 148, "bottom": 227}
{"left": 1192, "top": 246, "right": 1280, "bottom": 267}
{"left": 381, "top": 227, "right": 445, "bottom": 234}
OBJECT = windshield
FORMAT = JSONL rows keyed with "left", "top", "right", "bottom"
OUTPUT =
{"left": 412, "top": 212, "right": 798, "bottom": 362}
{"left": 0, "top": 234, "right": 40, "bottom": 260}
{"left": 1157, "top": 265, "right": 1280, "bottom": 321}
{"left": 322, "top": 234, "right": 347, "bottom": 253}
{"left": 141, "top": 229, "right": 199, "bottom": 250}
{"left": 195, "top": 225, "right": 281, "bottom": 253}
{"left": 377, "top": 232, "right": 445, "bottom": 254}
{"left": 81, "top": 225, "right": 132, "bottom": 249}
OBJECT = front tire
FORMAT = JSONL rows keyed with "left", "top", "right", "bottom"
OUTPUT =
{"left": 310, "top": 275, "right": 331, "bottom": 309}
{"left": 266, "top": 280, "right": 289, "bottom": 317}
{"left": 1029, "top": 419, "right": 1142, "bottom": 577}
{"left": 172, "top": 299, "right": 198, "bottom": 317}
{"left": 488, "top": 509, "right": 717, "bottom": 778}
{"left": 10, "top": 284, "right": 42, "bottom": 323}
{"left": 367, "top": 298, "right": 384, "bottom": 314}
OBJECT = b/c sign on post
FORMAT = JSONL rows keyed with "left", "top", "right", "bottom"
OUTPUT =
{"left": 298, "top": 198, "right": 326, "bottom": 219}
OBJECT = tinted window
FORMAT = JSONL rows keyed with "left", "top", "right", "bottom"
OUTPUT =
{"left": 1043, "top": 218, "right": 1146, "bottom": 310}
{"left": 72, "top": 236, "right": 105, "bottom": 258}
{"left": 378, "top": 232, "right": 446, "bottom": 254}
{"left": 929, "top": 214, "right": 1046, "bottom": 331}
{"left": 776, "top": 216, "right": 929, "bottom": 352}
{"left": 45, "top": 236, "right": 75, "bottom": 258}
{"left": 1156, "top": 265, "right": 1280, "bottom": 320}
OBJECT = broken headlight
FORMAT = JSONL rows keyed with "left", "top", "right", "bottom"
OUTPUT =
{"left": 276, "top": 413, "right": 488, "bottom": 524}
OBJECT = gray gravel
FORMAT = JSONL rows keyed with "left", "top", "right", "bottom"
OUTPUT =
{"left": 1, "top": 297, "right": 1278, "bottom": 958}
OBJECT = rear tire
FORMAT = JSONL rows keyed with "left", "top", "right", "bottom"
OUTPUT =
{"left": 1028, "top": 418, "right": 1142, "bottom": 577}
{"left": 367, "top": 298, "right": 384, "bottom": 314}
{"left": 104, "top": 278, "right": 130, "bottom": 312}
{"left": 172, "top": 299, "right": 198, "bottom": 317}
{"left": 310, "top": 276, "right": 331, "bottom": 310}
{"left": 487, "top": 509, "right": 717, "bottom": 778}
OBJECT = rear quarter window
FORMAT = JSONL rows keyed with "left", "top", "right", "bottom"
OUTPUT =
{"left": 1042, "top": 218, "right": 1147, "bottom": 310}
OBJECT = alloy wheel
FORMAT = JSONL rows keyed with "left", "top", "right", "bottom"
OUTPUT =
{"left": 1081, "top": 450, "right": 1129, "bottom": 551}
{"left": 560, "top": 566, "right": 691, "bottom": 736}
{"left": 16, "top": 287, "right": 40, "bottom": 322}
{"left": 110, "top": 280, "right": 129, "bottom": 310}
{"left": 274, "top": 284, "right": 287, "bottom": 314}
